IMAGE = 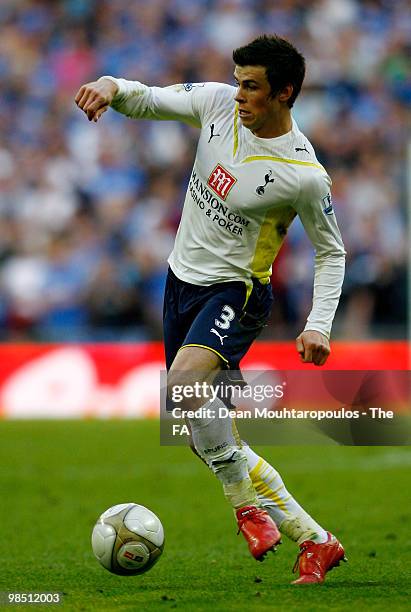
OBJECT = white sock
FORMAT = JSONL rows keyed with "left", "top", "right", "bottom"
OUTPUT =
{"left": 188, "top": 399, "right": 259, "bottom": 509}
{"left": 242, "top": 444, "right": 328, "bottom": 544}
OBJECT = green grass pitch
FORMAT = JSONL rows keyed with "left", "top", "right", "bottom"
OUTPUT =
{"left": 0, "top": 420, "right": 410, "bottom": 611}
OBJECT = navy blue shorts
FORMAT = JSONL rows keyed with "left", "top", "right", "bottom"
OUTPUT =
{"left": 163, "top": 268, "right": 273, "bottom": 371}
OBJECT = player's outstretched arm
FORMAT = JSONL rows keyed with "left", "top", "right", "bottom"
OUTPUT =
{"left": 76, "top": 77, "right": 232, "bottom": 127}
{"left": 294, "top": 169, "right": 345, "bottom": 365}
{"left": 296, "top": 330, "right": 330, "bottom": 367}
{"left": 75, "top": 78, "right": 119, "bottom": 122}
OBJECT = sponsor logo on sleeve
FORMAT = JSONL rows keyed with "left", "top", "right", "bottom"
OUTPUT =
{"left": 322, "top": 194, "right": 334, "bottom": 215}
{"left": 183, "top": 83, "right": 206, "bottom": 91}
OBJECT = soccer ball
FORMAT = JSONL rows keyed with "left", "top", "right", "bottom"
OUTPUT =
{"left": 91, "top": 502, "right": 164, "bottom": 575}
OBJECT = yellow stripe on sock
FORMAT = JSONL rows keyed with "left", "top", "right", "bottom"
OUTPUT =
{"left": 259, "top": 464, "right": 275, "bottom": 480}
{"left": 249, "top": 459, "right": 276, "bottom": 485}
{"left": 254, "top": 481, "right": 288, "bottom": 512}
{"left": 249, "top": 459, "right": 288, "bottom": 512}
{"left": 253, "top": 481, "right": 274, "bottom": 499}
{"left": 249, "top": 457, "right": 265, "bottom": 481}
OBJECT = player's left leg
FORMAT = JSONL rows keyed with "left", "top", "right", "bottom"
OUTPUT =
{"left": 242, "top": 443, "right": 327, "bottom": 544}
{"left": 241, "top": 443, "right": 346, "bottom": 583}
{"left": 291, "top": 533, "right": 347, "bottom": 584}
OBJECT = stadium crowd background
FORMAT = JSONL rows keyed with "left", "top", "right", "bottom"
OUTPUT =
{"left": 0, "top": 0, "right": 409, "bottom": 342}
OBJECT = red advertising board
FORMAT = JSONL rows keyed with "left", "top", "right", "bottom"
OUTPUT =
{"left": 0, "top": 342, "right": 408, "bottom": 418}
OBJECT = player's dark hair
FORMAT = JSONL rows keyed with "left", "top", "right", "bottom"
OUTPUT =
{"left": 233, "top": 35, "right": 306, "bottom": 108}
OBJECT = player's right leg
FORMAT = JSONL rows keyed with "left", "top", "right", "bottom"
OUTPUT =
{"left": 164, "top": 269, "right": 280, "bottom": 559}
{"left": 168, "top": 345, "right": 281, "bottom": 560}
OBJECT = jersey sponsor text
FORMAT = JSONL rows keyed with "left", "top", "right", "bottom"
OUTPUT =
{"left": 189, "top": 170, "right": 249, "bottom": 236}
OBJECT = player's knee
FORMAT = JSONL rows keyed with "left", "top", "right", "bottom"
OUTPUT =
{"left": 168, "top": 367, "right": 214, "bottom": 411}
{"left": 168, "top": 346, "right": 222, "bottom": 409}
{"left": 167, "top": 369, "right": 198, "bottom": 410}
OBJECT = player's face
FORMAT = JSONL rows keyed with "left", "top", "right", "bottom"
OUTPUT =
{"left": 233, "top": 65, "right": 290, "bottom": 137}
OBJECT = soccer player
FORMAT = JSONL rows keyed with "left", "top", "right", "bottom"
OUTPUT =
{"left": 75, "top": 35, "right": 346, "bottom": 584}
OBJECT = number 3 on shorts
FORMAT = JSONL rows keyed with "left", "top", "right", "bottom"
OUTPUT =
{"left": 214, "top": 305, "right": 235, "bottom": 330}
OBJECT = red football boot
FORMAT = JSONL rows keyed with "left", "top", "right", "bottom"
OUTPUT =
{"left": 292, "top": 532, "right": 347, "bottom": 584}
{"left": 236, "top": 505, "right": 281, "bottom": 561}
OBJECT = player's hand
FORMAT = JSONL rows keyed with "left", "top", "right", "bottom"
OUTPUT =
{"left": 296, "top": 330, "right": 330, "bottom": 366}
{"left": 74, "top": 78, "right": 118, "bottom": 122}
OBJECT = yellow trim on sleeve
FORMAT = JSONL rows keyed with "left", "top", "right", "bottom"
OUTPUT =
{"left": 178, "top": 344, "right": 229, "bottom": 364}
{"left": 241, "top": 155, "right": 324, "bottom": 170}
{"left": 233, "top": 104, "right": 239, "bottom": 157}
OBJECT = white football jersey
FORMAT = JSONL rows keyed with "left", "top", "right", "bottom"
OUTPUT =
{"left": 104, "top": 78, "right": 345, "bottom": 337}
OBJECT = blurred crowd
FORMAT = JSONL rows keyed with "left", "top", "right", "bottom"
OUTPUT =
{"left": 0, "top": 0, "right": 409, "bottom": 341}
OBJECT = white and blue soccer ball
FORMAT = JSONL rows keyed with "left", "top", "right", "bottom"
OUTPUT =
{"left": 91, "top": 503, "right": 164, "bottom": 575}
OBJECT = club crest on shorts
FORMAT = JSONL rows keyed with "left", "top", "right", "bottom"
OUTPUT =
{"left": 207, "top": 164, "right": 237, "bottom": 201}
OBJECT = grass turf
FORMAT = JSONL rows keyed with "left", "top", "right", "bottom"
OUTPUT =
{"left": 0, "top": 420, "right": 410, "bottom": 611}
